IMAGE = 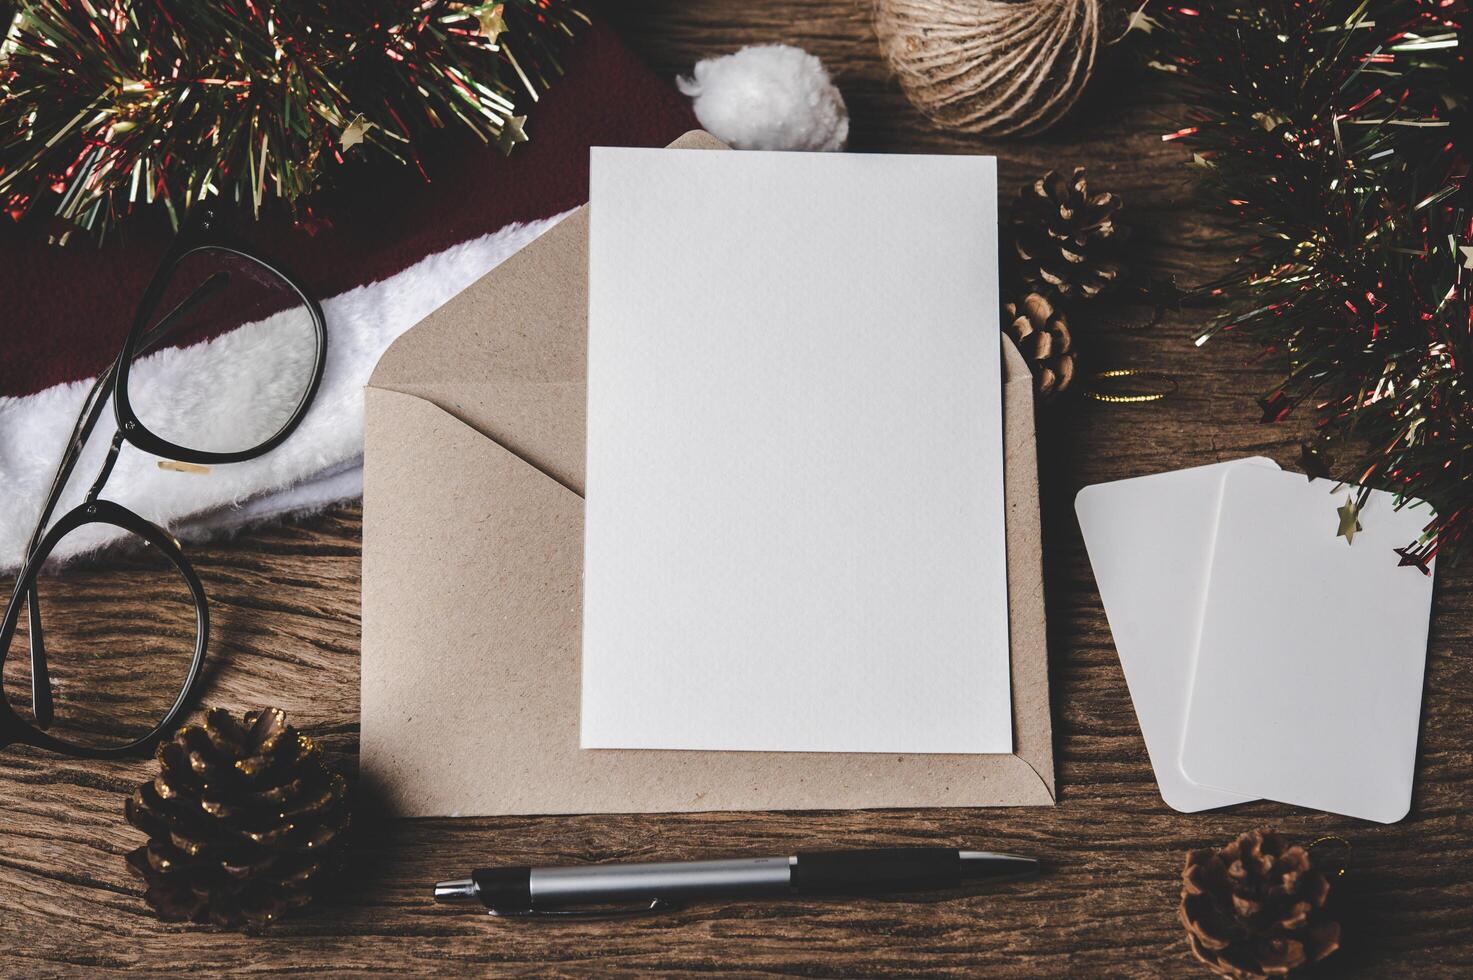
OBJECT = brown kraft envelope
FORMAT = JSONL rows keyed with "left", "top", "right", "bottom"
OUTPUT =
{"left": 360, "top": 131, "right": 1054, "bottom": 816}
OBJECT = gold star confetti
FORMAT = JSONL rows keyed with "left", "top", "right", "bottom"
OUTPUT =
{"left": 339, "top": 114, "right": 373, "bottom": 151}
{"left": 495, "top": 114, "right": 528, "bottom": 155}
{"left": 1126, "top": 7, "right": 1160, "bottom": 35}
{"left": 1251, "top": 110, "right": 1287, "bottom": 133}
{"left": 1460, "top": 244, "right": 1473, "bottom": 269}
{"left": 474, "top": 3, "right": 507, "bottom": 45}
{"left": 1336, "top": 495, "right": 1362, "bottom": 545}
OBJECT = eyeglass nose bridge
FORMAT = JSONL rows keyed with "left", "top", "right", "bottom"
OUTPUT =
{"left": 0, "top": 499, "right": 209, "bottom": 759}
{"left": 83, "top": 430, "right": 128, "bottom": 505}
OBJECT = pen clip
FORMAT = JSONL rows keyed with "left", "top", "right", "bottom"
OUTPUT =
{"left": 487, "top": 898, "right": 676, "bottom": 921}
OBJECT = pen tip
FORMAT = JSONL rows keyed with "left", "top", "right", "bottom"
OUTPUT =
{"left": 958, "top": 851, "right": 1040, "bottom": 881}
{"left": 434, "top": 878, "right": 481, "bottom": 903}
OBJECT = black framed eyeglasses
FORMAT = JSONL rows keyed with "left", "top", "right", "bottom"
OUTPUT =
{"left": 0, "top": 206, "right": 326, "bottom": 758}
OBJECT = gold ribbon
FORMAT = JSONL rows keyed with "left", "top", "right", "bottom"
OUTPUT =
{"left": 1307, "top": 835, "right": 1351, "bottom": 878}
{"left": 1083, "top": 368, "right": 1178, "bottom": 404}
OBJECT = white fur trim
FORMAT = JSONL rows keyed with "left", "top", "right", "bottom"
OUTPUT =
{"left": 0, "top": 210, "right": 574, "bottom": 571}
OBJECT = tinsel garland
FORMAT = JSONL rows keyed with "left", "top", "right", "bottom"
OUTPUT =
{"left": 0, "top": 1, "right": 587, "bottom": 242}
{"left": 1154, "top": 0, "right": 1468, "bottom": 568}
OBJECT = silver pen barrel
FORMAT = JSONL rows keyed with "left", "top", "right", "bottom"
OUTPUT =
{"left": 530, "top": 856, "right": 792, "bottom": 907}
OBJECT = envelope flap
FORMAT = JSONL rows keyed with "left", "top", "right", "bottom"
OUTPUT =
{"left": 369, "top": 130, "right": 724, "bottom": 391}
{"left": 368, "top": 206, "right": 591, "bottom": 490}
{"left": 369, "top": 212, "right": 588, "bottom": 391}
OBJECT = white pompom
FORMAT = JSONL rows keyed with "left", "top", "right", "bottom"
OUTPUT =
{"left": 678, "top": 45, "right": 849, "bottom": 152}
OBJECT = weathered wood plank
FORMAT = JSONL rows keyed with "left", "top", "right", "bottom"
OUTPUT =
{"left": 1, "top": 2, "right": 1469, "bottom": 975}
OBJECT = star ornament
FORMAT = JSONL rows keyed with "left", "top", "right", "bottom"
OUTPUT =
{"left": 474, "top": 3, "right": 507, "bottom": 45}
{"left": 1335, "top": 495, "right": 1362, "bottom": 545}
{"left": 1460, "top": 243, "right": 1473, "bottom": 270}
{"left": 1395, "top": 545, "right": 1433, "bottom": 575}
{"left": 339, "top": 114, "right": 373, "bottom": 151}
{"left": 495, "top": 114, "right": 528, "bottom": 155}
{"left": 1126, "top": 7, "right": 1161, "bottom": 35}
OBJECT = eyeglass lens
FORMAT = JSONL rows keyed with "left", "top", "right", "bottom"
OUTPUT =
{"left": 2, "top": 530, "right": 200, "bottom": 750}
{"left": 127, "top": 246, "right": 319, "bottom": 456}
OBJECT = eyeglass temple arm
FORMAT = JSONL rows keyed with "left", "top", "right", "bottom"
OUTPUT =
{"left": 23, "top": 273, "right": 225, "bottom": 728}
{"left": 23, "top": 367, "right": 111, "bottom": 730}
{"left": 25, "top": 590, "right": 50, "bottom": 729}
{"left": 134, "top": 271, "right": 230, "bottom": 359}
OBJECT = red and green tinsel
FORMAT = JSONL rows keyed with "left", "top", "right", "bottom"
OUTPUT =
{"left": 0, "top": 1, "right": 587, "bottom": 242}
{"left": 1155, "top": 0, "right": 1469, "bottom": 568}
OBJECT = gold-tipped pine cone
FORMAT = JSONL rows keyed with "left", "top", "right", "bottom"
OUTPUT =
{"left": 124, "top": 707, "right": 350, "bottom": 931}
{"left": 1011, "top": 167, "right": 1127, "bottom": 301}
{"left": 1003, "top": 291, "right": 1075, "bottom": 399}
{"left": 1180, "top": 830, "right": 1341, "bottom": 978}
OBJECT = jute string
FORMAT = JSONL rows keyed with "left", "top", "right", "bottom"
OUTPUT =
{"left": 873, "top": 0, "right": 1101, "bottom": 137}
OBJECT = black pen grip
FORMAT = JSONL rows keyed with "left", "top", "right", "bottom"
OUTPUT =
{"left": 470, "top": 866, "right": 532, "bottom": 909}
{"left": 791, "top": 847, "right": 960, "bottom": 894}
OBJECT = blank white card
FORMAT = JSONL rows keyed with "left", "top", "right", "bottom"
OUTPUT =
{"left": 1182, "top": 467, "right": 1436, "bottom": 823}
{"left": 581, "top": 147, "right": 1011, "bottom": 753}
{"left": 1075, "top": 459, "right": 1275, "bottom": 812}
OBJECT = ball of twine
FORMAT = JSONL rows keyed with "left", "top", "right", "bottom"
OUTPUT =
{"left": 873, "top": 0, "right": 1100, "bottom": 137}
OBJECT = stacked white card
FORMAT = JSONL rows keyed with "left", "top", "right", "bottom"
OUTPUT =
{"left": 1077, "top": 459, "right": 1436, "bottom": 823}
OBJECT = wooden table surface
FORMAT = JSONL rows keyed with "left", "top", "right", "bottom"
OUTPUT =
{"left": 3, "top": 3, "right": 1471, "bottom": 976}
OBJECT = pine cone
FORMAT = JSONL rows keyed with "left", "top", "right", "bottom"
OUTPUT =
{"left": 124, "top": 707, "right": 350, "bottom": 931}
{"left": 1010, "top": 167, "right": 1127, "bottom": 301}
{"left": 1180, "top": 830, "right": 1341, "bottom": 978}
{"left": 1003, "top": 291, "right": 1075, "bottom": 398}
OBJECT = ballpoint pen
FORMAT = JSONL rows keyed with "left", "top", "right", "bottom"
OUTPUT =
{"left": 433, "top": 846, "right": 1038, "bottom": 918}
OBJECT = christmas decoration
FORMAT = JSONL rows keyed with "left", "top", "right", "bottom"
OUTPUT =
{"left": 0, "top": 210, "right": 567, "bottom": 572}
{"left": 1003, "top": 291, "right": 1075, "bottom": 399}
{"left": 1000, "top": 165, "right": 1139, "bottom": 399}
{"left": 677, "top": 45, "right": 848, "bottom": 152}
{"left": 1336, "top": 496, "right": 1363, "bottom": 546}
{"left": 1009, "top": 167, "right": 1128, "bottom": 302}
{"left": 1080, "top": 368, "right": 1176, "bottom": 404}
{"left": 1155, "top": 0, "right": 1467, "bottom": 564}
{"left": 0, "top": 1, "right": 589, "bottom": 242}
{"left": 873, "top": 0, "right": 1101, "bottom": 137}
{"left": 1180, "top": 829, "right": 1342, "bottom": 979}
{"left": 124, "top": 707, "right": 350, "bottom": 931}
{"left": 0, "top": 20, "right": 698, "bottom": 568}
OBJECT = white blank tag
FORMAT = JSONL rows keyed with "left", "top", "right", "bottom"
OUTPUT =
{"left": 1182, "top": 466, "right": 1436, "bottom": 823}
{"left": 1076, "top": 458, "right": 1275, "bottom": 812}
